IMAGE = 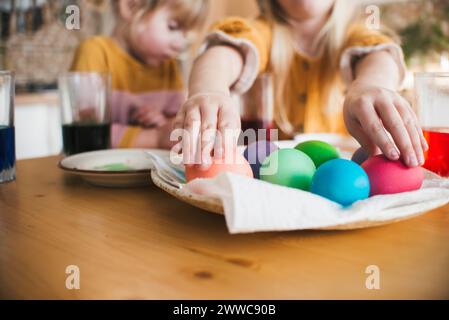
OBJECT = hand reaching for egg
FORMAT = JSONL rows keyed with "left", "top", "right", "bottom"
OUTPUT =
{"left": 343, "top": 82, "right": 428, "bottom": 167}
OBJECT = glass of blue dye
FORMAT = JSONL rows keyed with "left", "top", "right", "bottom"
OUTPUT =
{"left": 0, "top": 71, "right": 15, "bottom": 183}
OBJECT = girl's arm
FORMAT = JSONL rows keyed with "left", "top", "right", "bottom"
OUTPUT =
{"left": 189, "top": 45, "right": 244, "bottom": 96}
{"left": 354, "top": 50, "right": 400, "bottom": 90}
{"left": 343, "top": 50, "right": 428, "bottom": 167}
{"left": 173, "top": 45, "right": 244, "bottom": 167}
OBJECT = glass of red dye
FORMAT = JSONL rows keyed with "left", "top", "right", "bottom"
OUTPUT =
{"left": 415, "top": 72, "right": 449, "bottom": 177}
{"left": 240, "top": 73, "right": 276, "bottom": 143}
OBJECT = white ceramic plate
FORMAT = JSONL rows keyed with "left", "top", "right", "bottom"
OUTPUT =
{"left": 58, "top": 149, "right": 165, "bottom": 187}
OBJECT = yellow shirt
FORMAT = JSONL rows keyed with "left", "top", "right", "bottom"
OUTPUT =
{"left": 70, "top": 36, "right": 184, "bottom": 147}
{"left": 208, "top": 17, "right": 403, "bottom": 137}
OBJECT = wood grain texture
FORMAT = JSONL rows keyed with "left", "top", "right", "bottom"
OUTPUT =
{"left": 1, "top": 156, "right": 449, "bottom": 299}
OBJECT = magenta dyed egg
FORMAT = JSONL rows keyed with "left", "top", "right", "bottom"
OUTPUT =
{"left": 361, "top": 155, "right": 424, "bottom": 196}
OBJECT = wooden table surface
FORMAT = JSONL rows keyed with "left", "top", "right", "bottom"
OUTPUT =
{"left": 1, "top": 156, "right": 449, "bottom": 299}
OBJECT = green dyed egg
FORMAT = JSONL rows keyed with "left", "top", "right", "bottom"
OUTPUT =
{"left": 260, "top": 148, "right": 316, "bottom": 190}
{"left": 294, "top": 140, "right": 340, "bottom": 168}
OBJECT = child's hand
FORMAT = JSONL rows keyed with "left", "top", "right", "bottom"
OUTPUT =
{"left": 132, "top": 117, "right": 177, "bottom": 149}
{"left": 172, "top": 92, "right": 241, "bottom": 168}
{"left": 129, "top": 105, "right": 167, "bottom": 128}
{"left": 343, "top": 82, "right": 428, "bottom": 167}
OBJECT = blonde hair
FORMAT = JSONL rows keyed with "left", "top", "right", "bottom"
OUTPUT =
{"left": 115, "top": 0, "right": 209, "bottom": 32}
{"left": 257, "top": 0, "right": 359, "bottom": 135}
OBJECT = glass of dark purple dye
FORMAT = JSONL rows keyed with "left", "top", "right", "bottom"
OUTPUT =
{"left": 0, "top": 71, "right": 15, "bottom": 183}
{"left": 58, "top": 72, "right": 111, "bottom": 156}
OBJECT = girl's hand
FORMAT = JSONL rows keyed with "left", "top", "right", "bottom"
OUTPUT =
{"left": 343, "top": 81, "right": 428, "bottom": 167}
{"left": 129, "top": 105, "right": 167, "bottom": 128}
{"left": 172, "top": 92, "right": 241, "bottom": 168}
{"left": 132, "top": 118, "right": 176, "bottom": 149}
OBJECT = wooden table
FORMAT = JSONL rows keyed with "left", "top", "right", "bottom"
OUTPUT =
{"left": 1, "top": 156, "right": 449, "bottom": 299}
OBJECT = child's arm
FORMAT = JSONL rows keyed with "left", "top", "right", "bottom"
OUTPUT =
{"left": 173, "top": 45, "right": 244, "bottom": 167}
{"left": 188, "top": 46, "right": 243, "bottom": 96}
{"left": 343, "top": 50, "right": 428, "bottom": 167}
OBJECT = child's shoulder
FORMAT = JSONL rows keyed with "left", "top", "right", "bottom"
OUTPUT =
{"left": 71, "top": 36, "right": 117, "bottom": 72}
{"left": 345, "top": 23, "right": 394, "bottom": 47}
{"left": 76, "top": 36, "right": 116, "bottom": 53}
{"left": 211, "top": 16, "right": 271, "bottom": 36}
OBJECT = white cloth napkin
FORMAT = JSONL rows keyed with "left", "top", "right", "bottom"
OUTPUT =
{"left": 185, "top": 171, "right": 449, "bottom": 234}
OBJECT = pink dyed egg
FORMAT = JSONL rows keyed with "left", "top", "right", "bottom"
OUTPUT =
{"left": 361, "top": 155, "right": 424, "bottom": 196}
{"left": 185, "top": 151, "right": 253, "bottom": 182}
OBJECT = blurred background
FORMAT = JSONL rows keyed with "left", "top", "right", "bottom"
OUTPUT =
{"left": 1, "top": 0, "right": 448, "bottom": 159}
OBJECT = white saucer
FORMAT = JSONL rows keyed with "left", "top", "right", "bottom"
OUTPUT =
{"left": 58, "top": 149, "right": 166, "bottom": 187}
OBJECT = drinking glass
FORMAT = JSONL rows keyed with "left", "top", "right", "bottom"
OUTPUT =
{"left": 0, "top": 71, "right": 15, "bottom": 183}
{"left": 59, "top": 72, "right": 111, "bottom": 155}
{"left": 415, "top": 72, "right": 449, "bottom": 177}
{"left": 240, "top": 73, "right": 276, "bottom": 143}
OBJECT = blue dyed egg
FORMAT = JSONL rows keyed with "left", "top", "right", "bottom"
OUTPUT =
{"left": 311, "top": 159, "right": 370, "bottom": 206}
{"left": 243, "top": 140, "right": 278, "bottom": 179}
